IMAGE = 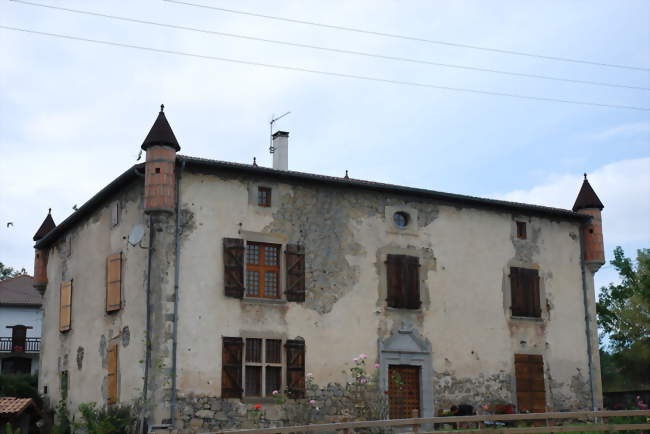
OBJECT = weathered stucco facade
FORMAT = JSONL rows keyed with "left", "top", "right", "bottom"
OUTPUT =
{"left": 34, "top": 109, "right": 604, "bottom": 432}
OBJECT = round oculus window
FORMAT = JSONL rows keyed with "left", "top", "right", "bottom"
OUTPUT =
{"left": 393, "top": 211, "right": 410, "bottom": 228}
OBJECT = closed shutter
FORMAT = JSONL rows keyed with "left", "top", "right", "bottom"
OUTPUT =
{"left": 59, "top": 280, "right": 72, "bottom": 332}
{"left": 107, "top": 343, "right": 118, "bottom": 404}
{"left": 386, "top": 255, "right": 402, "bottom": 308}
{"left": 511, "top": 267, "right": 541, "bottom": 317}
{"left": 221, "top": 337, "right": 243, "bottom": 398}
{"left": 386, "top": 255, "right": 420, "bottom": 309}
{"left": 524, "top": 269, "right": 541, "bottom": 317}
{"left": 223, "top": 238, "right": 245, "bottom": 298}
{"left": 510, "top": 268, "right": 526, "bottom": 316}
{"left": 515, "top": 354, "right": 545, "bottom": 413}
{"left": 405, "top": 256, "right": 421, "bottom": 309}
{"left": 106, "top": 253, "right": 122, "bottom": 312}
{"left": 285, "top": 244, "right": 306, "bottom": 302}
{"left": 285, "top": 339, "right": 305, "bottom": 398}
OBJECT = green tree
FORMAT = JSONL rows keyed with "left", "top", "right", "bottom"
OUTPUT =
{"left": 597, "top": 247, "right": 650, "bottom": 389}
{"left": 0, "top": 262, "right": 26, "bottom": 280}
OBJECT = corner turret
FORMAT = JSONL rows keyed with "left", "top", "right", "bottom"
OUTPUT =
{"left": 33, "top": 208, "right": 55, "bottom": 290}
{"left": 142, "top": 104, "right": 179, "bottom": 213}
{"left": 573, "top": 174, "right": 605, "bottom": 269}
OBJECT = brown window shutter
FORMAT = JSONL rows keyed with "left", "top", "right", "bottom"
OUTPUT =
{"left": 107, "top": 343, "right": 118, "bottom": 404}
{"left": 106, "top": 253, "right": 122, "bottom": 312}
{"left": 285, "top": 244, "right": 305, "bottom": 302}
{"left": 515, "top": 354, "right": 545, "bottom": 413}
{"left": 510, "top": 267, "right": 526, "bottom": 317}
{"left": 525, "top": 269, "right": 542, "bottom": 317}
{"left": 385, "top": 254, "right": 403, "bottom": 308}
{"left": 59, "top": 280, "right": 72, "bottom": 332}
{"left": 221, "top": 337, "right": 243, "bottom": 398}
{"left": 285, "top": 339, "right": 305, "bottom": 399}
{"left": 405, "top": 256, "right": 421, "bottom": 309}
{"left": 223, "top": 238, "right": 245, "bottom": 298}
{"left": 11, "top": 326, "right": 27, "bottom": 353}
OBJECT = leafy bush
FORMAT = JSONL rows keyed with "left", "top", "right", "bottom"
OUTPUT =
{"left": 74, "top": 402, "right": 137, "bottom": 434}
{"left": 0, "top": 374, "right": 41, "bottom": 407}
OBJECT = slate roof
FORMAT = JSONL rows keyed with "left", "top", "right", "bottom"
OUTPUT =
{"left": 33, "top": 211, "right": 56, "bottom": 241}
{"left": 34, "top": 156, "right": 591, "bottom": 250}
{"left": 141, "top": 105, "right": 180, "bottom": 151}
{"left": 0, "top": 275, "right": 42, "bottom": 306}
{"left": 0, "top": 397, "right": 34, "bottom": 416}
{"left": 573, "top": 176, "right": 604, "bottom": 211}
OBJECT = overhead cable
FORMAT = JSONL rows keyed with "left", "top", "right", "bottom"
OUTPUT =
{"left": 1, "top": 25, "right": 648, "bottom": 111}
{"left": 163, "top": 0, "right": 650, "bottom": 72}
{"left": 11, "top": 0, "right": 649, "bottom": 91}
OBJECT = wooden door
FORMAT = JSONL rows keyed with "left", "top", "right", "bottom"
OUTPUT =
{"left": 388, "top": 365, "right": 420, "bottom": 419}
{"left": 515, "top": 354, "right": 546, "bottom": 413}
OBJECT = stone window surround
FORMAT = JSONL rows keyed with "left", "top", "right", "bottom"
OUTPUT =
{"left": 378, "top": 323, "right": 433, "bottom": 418}
{"left": 385, "top": 205, "right": 419, "bottom": 236}
{"left": 239, "top": 230, "right": 288, "bottom": 303}
{"left": 376, "top": 246, "right": 433, "bottom": 310}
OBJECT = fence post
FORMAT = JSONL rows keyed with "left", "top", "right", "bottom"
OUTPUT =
{"left": 342, "top": 416, "right": 350, "bottom": 434}
{"left": 411, "top": 409, "right": 419, "bottom": 433}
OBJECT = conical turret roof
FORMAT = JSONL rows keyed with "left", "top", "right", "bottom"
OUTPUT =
{"left": 573, "top": 174, "right": 604, "bottom": 211}
{"left": 33, "top": 209, "right": 56, "bottom": 241}
{"left": 141, "top": 104, "right": 180, "bottom": 151}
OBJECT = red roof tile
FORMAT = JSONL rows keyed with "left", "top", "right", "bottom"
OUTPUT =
{"left": 0, "top": 397, "right": 33, "bottom": 416}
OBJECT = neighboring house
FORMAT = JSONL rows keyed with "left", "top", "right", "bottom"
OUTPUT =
{"left": 34, "top": 107, "right": 605, "bottom": 432}
{"left": 0, "top": 274, "right": 42, "bottom": 375}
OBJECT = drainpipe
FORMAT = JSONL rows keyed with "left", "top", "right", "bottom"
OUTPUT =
{"left": 170, "top": 157, "right": 186, "bottom": 425}
{"left": 578, "top": 220, "right": 597, "bottom": 411}
{"left": 142, "top": 214, "right": 154, "bottom": 432}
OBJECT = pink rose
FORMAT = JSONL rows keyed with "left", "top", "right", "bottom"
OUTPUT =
{"left": 359, "top": 353, "right": 368, "bottom": 360}
{"left": 374, "top": 363, "right": 380, "bottom": 369}
{"left": 306, "top": 372, "right": 314, "bottom": 378}
{"left": 272, "top": 390, "right": 279, "bottom": 395}
{"left": 309, "top": 399, "right": 317, "bottom": 405}
{"left": 353, "top": 357, "right": 359, "bottom": 362}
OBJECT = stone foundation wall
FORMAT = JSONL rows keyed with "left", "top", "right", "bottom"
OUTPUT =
{"left": 175, "top": 383, "right": 387, "bottom": 433}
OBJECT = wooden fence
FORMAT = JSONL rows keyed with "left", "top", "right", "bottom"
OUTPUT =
{"left": 202, "top": 410, "right": 650, "bottom": 434}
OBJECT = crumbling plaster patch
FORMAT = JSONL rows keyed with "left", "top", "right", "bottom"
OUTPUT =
{"left": 262, "top": 184, "right": 439, "bottom": 314}
{"left": 433, "top": 371, "right": 513, "bottom": 409}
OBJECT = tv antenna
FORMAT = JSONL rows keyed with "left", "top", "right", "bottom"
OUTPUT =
{"left": 269, "top": 111, "right": 291, "bottom": 154}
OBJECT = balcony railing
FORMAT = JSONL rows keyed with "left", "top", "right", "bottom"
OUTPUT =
{"left": 0, "top": 337, "right": 40, "bottom": 353}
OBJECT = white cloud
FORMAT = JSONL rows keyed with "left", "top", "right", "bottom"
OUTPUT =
{"left": 495, "top": 157, "right": 650, "bottom": 247}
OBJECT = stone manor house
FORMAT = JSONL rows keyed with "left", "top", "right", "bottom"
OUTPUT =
{"left": 33, "top": 106, "right": 605, "bottom": 431}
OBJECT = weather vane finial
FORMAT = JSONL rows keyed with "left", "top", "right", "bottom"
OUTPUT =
{"left": 584, "top": 173, "right": 587, "bottom": 180}
{"left": 160, "top": 104, "right": 165, "bottom": 113}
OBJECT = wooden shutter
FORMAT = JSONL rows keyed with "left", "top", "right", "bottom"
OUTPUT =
{"left": 515, "top": 354, "right": 545, "bottom": 413}
{"left": 285, "top": 339, "right": 305, "bottom": 398}
{"left": 11, "top": 326, "right": 27, "bottom": 353}
{"left": 386, "top": 255, "right": 420, "bottom": 309}
{"left": 511, "top": 267, "right": 541, "bottom": 317}
{"left": 285, "top": 244, "right": 306, "bottom": 302}
{"left": 107, "top": 343, "right": 118, "bottom": 404}
{"left": 59, "top": 280, "right": 72, "bottom": 332}
{"left": 523, "top": 269, "right": 541, "bottom": 317}
{"left": 386, "top": 255, "right": 402, "bottom": 308}
{"left": 223, "top": 238, "right": 245, "bottom": 298}
{"left": 106, "top": 253, "right": 122, "bottom": 312}
{"left": 221, "top": 337, "right": 243, "bottom": 398}
{"left": 405, "top": 256, "right": 421, "bottom": 309}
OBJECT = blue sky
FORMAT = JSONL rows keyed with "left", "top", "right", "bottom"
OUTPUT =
{"left": 1, "top": 0, "right": 649, "bottom": 292}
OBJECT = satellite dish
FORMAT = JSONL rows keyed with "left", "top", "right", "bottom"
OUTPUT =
{"left": 128, "top": 224, "right": 145, "bottom": 246}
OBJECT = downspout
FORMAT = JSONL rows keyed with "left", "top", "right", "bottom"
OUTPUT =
{"left": 170, "top": 157, "right": 186, "bottom": 425}
{"left": 578, "top": 219, "right": 597, "bottom": 411}
{"left": 142, "top": 213, "right": 154, "bottom": 432}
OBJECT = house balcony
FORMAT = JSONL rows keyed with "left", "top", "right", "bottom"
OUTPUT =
{"left": 0, "top": 337, "right": 40, "bottom": 353}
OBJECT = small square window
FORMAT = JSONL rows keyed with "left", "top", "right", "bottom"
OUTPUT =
{"left": 517, "top": 222, "right": 527, "bottom": 240}
{"left": 257, "top": 187, "right": 272, "bottom": 207}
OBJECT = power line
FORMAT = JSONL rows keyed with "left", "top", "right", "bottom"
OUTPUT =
{"left": 164, "top": 0, "right": 650, "bottom": 72}
{"left": 1, "top": 25, "right": 648, "bottom": 112}
{"left": 11, "top": 0, "right": 649, "bottom": 92}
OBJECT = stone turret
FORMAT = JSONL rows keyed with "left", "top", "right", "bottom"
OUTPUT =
{"left": 141, "top": 104, "right": 180, "bottom": 213}
{"left": 573, "top": 174, "right": 605, "bottom": 269}
{"left": 33, "top": 208, "right": 55, "bottom": 290}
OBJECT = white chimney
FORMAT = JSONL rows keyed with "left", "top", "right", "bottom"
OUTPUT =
{"left": 272, "top": 131, "right": 289, "bottom": 171}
